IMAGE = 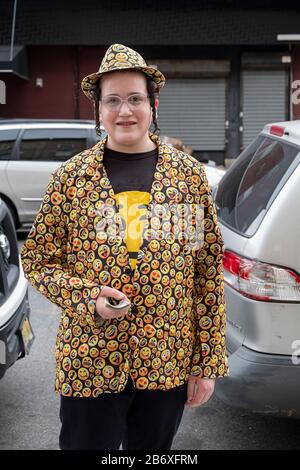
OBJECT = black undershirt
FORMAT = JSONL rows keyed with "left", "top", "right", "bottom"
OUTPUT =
{"left": 103, "top": 146, "right": 158, "bottom": 194}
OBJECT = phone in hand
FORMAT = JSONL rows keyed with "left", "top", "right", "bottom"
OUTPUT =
{"left": 104, "top": 297, "right": 131, "bottom": 311}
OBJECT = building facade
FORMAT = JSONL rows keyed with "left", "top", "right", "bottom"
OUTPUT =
{"left": 1, "top": 0, "right": 300, "bottom": 165}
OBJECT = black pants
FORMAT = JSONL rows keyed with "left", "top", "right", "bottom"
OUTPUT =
{"left": 59, "top": 377, "right": 187, "bottom": 451}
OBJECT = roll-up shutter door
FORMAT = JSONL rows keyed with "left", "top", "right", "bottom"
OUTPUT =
{"left": 242, "top": 70, "right": 288, "bottom": 147}
{"left": 157, "top": 78, "right": 226, "bottom": 151}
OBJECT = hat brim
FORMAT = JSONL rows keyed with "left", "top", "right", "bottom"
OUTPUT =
{"left": 81, "top": 65, "right": 165, "bottom": 101}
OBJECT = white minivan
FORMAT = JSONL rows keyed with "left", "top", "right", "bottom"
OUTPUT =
{"left": 215, "top": 121, "right": 300, "bottom": 418}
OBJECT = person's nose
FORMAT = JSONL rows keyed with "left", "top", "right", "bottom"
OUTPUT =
{"left": 118, "top": 100, "right": 133, "bottom": 115}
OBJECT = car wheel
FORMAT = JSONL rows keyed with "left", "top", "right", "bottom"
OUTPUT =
{"left": 2, "top": 198, "right": 18, "bottom": 229}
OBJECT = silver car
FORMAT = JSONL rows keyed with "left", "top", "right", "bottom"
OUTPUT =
{"left": 0, "top": 197, "right": 34, "bottom": 379}
{"left": 214, "top": 121, "right": 300, "bottom": 418}
{"left": 0, "top": 119, "right": 101, "bottom": 230}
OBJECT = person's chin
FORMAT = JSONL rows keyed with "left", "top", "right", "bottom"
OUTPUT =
{"left": 115, "top": 128, "right": 139, "bottom": 141}
{"left": 116, "top": 125, "right": 137, "bottom": 133}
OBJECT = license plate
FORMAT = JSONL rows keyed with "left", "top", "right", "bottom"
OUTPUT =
{"left": 20, "top": 317, "right": 35, "bottom": 355}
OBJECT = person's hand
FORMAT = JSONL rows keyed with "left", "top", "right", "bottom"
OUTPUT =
{"left": 185, "top": 376, "right": 215, "bottom": 408}
{"left": 95, "top": 286, "right": 131, "bottom": 320}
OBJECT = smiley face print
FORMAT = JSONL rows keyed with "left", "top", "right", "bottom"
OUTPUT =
{"left": 21, "top": 131, "right": 228, "bottom": 396}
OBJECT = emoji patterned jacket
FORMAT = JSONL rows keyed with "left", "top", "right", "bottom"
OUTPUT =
{"left": 20, "top": 131, "right": 229, "bottom": 397}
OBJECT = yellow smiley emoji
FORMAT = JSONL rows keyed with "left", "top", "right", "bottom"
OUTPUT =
{"left": 109, "top": 351, "right": 122, "bottom": 365}
{"left": 78, "top": 368, "right": 89, "bottom": 381}
{"left": 140, "top": 347, "right": 151, "bottom": 360}
{"left": 103, "top": 366, "right": 115, "bottom": 379}
{"left": 107, "top": 340, "right": 119, "bottom": 352}
{"left": 136, "top": 377, "right": 149, "bottom": 390}
{"left": 145, "top": 294, "right": 156, "bottom": 308}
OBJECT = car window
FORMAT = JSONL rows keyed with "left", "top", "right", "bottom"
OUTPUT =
{"left": 90, "top": 127, "right": 105, "bottom": 145}
{"left": 216, "top": 135, "right": 300, "bottom": 236}
{"left": 90, "top": 128, "right": 100, "bottom": 144}
{"left": 0, "top": 129, "right": 19, "bottom": 160}
{"left": 19, "top": 128, "right": 88, "bottom": 162}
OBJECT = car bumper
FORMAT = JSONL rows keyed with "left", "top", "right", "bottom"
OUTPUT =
{"left": 0, "top": 288, "right": 34, "bottom": 379}
{"left": 215, "top": 345, "right": 300, "bottom": 418}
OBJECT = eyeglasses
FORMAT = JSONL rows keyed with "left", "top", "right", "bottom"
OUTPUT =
{"left": 100, "top": 93, "right": 150, "bottom": 111}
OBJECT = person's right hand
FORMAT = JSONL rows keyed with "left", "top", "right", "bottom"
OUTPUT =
{"left": 95, "top": 286, "right": 131, "bottom": 320}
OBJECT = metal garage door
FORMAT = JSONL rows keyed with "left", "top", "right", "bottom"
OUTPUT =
{"left": 242, "top": 70, "right": 288, "bottom": 147}
{"left": 157, "top": 78, "right": 226, "bottom": 151}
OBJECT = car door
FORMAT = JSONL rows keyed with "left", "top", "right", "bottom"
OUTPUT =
{"left": 0, "top": 128, "right": 19, "bottom": 204}
{"left": 5, "top": 127, "right": 89, "bottom": 224}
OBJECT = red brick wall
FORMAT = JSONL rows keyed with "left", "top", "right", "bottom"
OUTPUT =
{"left": 0, "top": 45, "right": 105, "bottom": 120}
{"left": 0, "top": 46, "right": 75, "bottom": 119}
{"left": 78, "top": 46, "right": 106, "bottom": 120}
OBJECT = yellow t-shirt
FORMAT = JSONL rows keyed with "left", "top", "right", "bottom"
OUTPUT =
{"left": 115, "top": 191, "right": 151, "bottom": 269}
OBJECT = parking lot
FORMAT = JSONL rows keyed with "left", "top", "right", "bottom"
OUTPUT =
{"left": 0, "top": 236, "right": 299, "bottom": 451}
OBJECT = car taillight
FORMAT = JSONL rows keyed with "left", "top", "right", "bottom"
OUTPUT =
{"left": 223, "top": 250, "right": 300, "bottom": 302}
{"left": 270, "top": 125, "right": 285, "bottom": 137}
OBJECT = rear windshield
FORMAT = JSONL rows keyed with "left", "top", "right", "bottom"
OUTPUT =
{"left": 215, "top": 135, "right": 300, "bottom": 236}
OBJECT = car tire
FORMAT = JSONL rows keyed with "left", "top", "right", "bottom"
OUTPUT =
{"left": 1, "top": 198, "right": 18, "bottom": 229}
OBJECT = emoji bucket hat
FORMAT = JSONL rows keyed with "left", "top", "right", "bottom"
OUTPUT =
{"left": 81, "top": 43, "right": 166, "bottom": 101}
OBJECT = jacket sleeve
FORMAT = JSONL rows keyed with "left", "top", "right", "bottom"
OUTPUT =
{"left": 20, "top": 167, "right": 102, "bottom": 327}
{"left": 190, "top": 164, "right": 229, "bottom": 379}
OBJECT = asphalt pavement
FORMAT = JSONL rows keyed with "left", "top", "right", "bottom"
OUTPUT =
{"left": 0, "top": 237, "right": 299, "bottom": 450}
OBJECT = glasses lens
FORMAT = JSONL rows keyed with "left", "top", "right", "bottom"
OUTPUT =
{"left": 102, "top": 94, "right": 148, "bottom": 110}
{"left": 103, "top": 96, "right": 121, "bottom": 110}
{"left": 128, "top": 94, "right": 146, "bottom": 107}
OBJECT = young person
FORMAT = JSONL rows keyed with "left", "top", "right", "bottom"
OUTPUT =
{"left": 21, "top": 43, "right": 229, "bottom": 450}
